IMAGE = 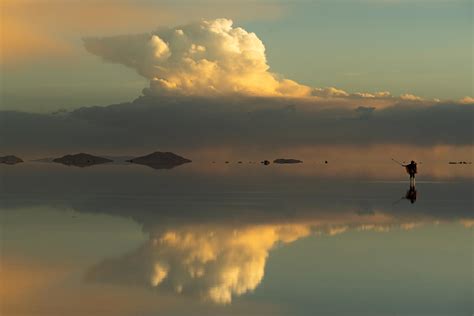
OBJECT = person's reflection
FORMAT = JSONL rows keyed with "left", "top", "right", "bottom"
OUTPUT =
{"left": 405, "top": 183, "right": 417, "bottom": 204}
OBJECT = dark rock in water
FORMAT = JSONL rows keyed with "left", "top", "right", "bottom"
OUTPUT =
{"left": 127, "top": 151, "right": 191, "bottom": 170}
{"left": 0, "top": 155, "right": 23, "bottom": 165}
{"left": 449, "top": 161, "right": 472, "bottom": 165}
{"left": 53, "top": 153, "right": 112, "bottom": 167}
{"left": 261, "top": 160, "right": 270, "bottom": 165}
{"left": 225, "top": 161, "right": 229, "bottom": 164}
{"left": 273, "top": 158, "right": 302, "bottom": 164}
{"left": 325, "top": 160, "right": 328, "bottom": 164}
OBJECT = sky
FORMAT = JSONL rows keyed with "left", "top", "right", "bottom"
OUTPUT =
{"left": 0, "top": 0, "right": 472, "bottom": 157}
{"left": 0, "top": 0, "right": 472, "bottom": 112}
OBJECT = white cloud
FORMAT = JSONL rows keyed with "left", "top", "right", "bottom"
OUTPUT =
{"left": 84, "top": 18, "right": 469, "bottom": 105}
{"left": 312, "top": 87, "right": 349, "bottom": 98}
{"left": 352, "top": 91, "right": 391, "bottom": 98}
{"left": 84, "top": 18, "right": 312, "bottom": 98}
{"left": 400, "top": 93, "right": 423, "bottom": 101}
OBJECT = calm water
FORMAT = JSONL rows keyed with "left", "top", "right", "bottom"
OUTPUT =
{"left": 1, "top": 162, "right": 472, "bottom": 316}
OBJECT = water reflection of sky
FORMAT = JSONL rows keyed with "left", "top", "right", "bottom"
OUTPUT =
{"left": 1, "top": 164, "right": 472, "bottom": 315}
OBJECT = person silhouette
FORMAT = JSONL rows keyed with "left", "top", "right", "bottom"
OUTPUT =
{"left": 403, "top": 160, "right": 417, "bottom": 187}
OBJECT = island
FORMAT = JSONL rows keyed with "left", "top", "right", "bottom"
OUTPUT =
{"left": 273, "top": 158, "right": 303, "bottom": 164}
{"left": 127, "top": 151, "right": 192, "bottom": 169}
{"left": 53, "top": 153, "right": 113, "bottom": 167}
{"left": 448, "top": 161, "right": 472, "bottom": 165}
{"left": 0, "top": 155, "right": 24, "bottom": 165}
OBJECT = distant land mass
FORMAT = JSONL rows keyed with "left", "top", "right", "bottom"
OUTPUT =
{"left": 127, "top": 151, "right": 192, "bottom": 170}
{"left": 273, "top": 158, "right": 303, "bottom": 164}
{"left": 0, "top": 155, "right": 23, "bottom": 165}
{"left": 53, "top": 153, "right": 112, "bottom": 167}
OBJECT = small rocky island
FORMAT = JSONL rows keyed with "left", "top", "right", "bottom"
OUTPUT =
{"left": 127, "top": 151, "right": 192, "bottom": 169}
{"left": 53, "top": 153, "right": 112, "bottom": 167}
{"left": 273, "top": 158, "right": 303, "bottom": 164}
{"left": 448, "top": 161, "right": 472, "bottom": 165}
{"left": 0, "top": 155, "right": 24, "bottom": 165}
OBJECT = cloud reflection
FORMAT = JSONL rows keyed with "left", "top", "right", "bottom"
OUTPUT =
{"left": 85, "top": 212, "right": 472, "bottom": 304}
{"left": 86, "top": 224, "right": 310, "bottom": 304}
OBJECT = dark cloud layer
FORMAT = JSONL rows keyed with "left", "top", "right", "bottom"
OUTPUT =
{"left": 0, "top": 95, "right": 472, "bottom": 152}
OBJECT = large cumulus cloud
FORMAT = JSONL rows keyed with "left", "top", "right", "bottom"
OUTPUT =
{"left": 83, "top": 18, "right": 474, "bottom": 104}
{"left": 84, "top": 18, "right": 311, "bottom": 97}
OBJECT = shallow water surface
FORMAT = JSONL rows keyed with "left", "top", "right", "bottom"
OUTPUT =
{"left": 1, "top": 163, "right": 472, "bottom": 316}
